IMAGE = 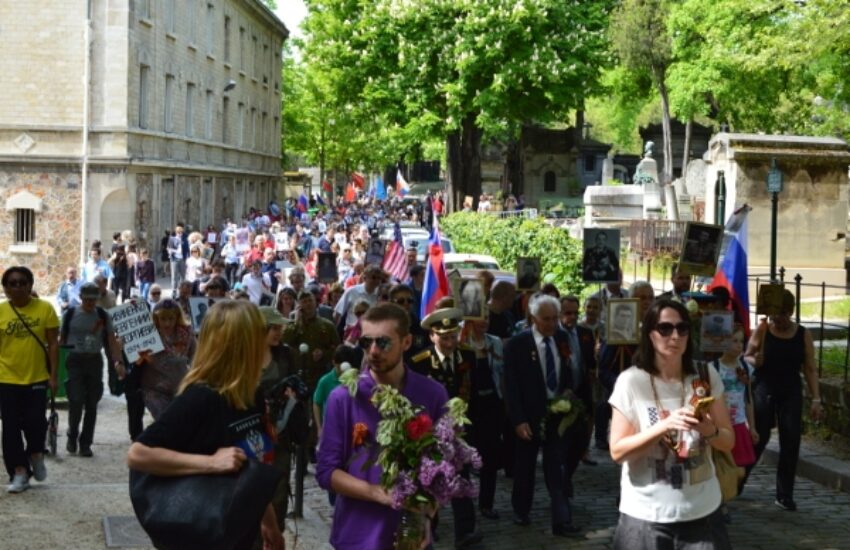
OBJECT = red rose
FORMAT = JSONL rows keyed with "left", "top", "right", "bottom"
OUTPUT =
{"left": 405, "top": 414, "right": 433, "bottom": 441}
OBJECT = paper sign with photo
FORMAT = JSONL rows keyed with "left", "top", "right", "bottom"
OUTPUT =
{"left": 235, "top": 228, "right": 251, "bottom": 252}
{"left": 189, "top": 297, "right": 229, "bottom": 333}
{"left": 459, "top": 278, "right": 487, "bottom": 320}
{"left": 582, "top": 228, "right": 621, "bottom": 283}
{"left": 318, "top": 252, "right": 338, "bottom": 283}
{"left": 756, "top": 284, "right": 785, "bottom": 316}
{"left": 274, "top": 232, "right": 290, "bottom": 251}
{"left": 700, "top": 311, "right": 735, "bottom": 352}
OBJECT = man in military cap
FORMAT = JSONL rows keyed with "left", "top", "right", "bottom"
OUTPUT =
{"left": 411, "top": 307, "right": 481, "bottom": 548}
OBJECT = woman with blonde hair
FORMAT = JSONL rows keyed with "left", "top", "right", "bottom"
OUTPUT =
{"left": 139, "top": 300, "right": 196, "bottom": 419}
{"left": 128, "top": 300, "right": 284, "bottom": 549}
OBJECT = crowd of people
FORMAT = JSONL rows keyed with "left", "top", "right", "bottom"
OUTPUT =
{"left": 0, "top": 190, "right": 825, "bottom": 549}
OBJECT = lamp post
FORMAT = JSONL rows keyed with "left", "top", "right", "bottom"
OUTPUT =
{"left": 767, "top": 158, "right": 784, "bottom": 282}
{"left": 714, "top": 170, "right": 726, "bottom": 226}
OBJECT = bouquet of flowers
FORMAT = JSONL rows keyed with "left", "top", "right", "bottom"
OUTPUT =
{"left": 340, "top": 369, "right": 481, "bottom": 547}
{"left": 540, "top": 391, "right": 585, "bottom": 441}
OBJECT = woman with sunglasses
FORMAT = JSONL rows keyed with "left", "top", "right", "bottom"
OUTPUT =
{"left": 0, "top": 266, "right": 60, "bottom": 493}
{"left": 608, "top": 299, "right": 733, "bottom": 549}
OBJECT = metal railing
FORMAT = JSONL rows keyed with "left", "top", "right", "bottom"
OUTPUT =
{"left": 628, "top": 219, "right": 687, "bottom": 257}
{"left": 481, "top": 208, "right": 538, "bottom": 219}
{"left": 751, "top": 268, "right": 849, "bottom": 383}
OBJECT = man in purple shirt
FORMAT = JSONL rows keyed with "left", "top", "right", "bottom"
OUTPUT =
{"left": 317, "top": 303, "right": 449, "bottom": 550}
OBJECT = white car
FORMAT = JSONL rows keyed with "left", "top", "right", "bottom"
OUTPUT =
{"left": 443, "top": 253, "right": 501, "bottom": 271}
{"left": 405, "top": 235, "right": 454, "bottom": 262}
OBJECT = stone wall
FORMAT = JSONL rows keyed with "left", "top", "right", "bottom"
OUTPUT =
{"left": 0, "top": 168, "right": 83, "bottom": 297}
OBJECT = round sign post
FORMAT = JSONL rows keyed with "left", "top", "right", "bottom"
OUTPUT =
{"left": 767, "top": 158, "right": 784, "bottom": 282}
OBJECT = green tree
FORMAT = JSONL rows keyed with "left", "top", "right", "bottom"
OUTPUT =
{"left": 301, "top": 0, "right": 612, "bottom": 208}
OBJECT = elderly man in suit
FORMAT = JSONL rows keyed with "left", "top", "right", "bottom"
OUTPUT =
{"left": 504, "top": 294, "right": 582, "bottom": 537}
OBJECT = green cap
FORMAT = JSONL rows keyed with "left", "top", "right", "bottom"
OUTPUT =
{"left": 259, "top": 306, "right": 289, "bottom": 326}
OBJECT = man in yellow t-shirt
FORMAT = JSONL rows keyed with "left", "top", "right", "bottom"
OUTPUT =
{"left": 0, "top": 266, "right": 59, "bottom": 494}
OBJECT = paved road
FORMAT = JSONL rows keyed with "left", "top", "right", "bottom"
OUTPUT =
{"left": 1, "top": 395, "right": 848, "bottom": 550}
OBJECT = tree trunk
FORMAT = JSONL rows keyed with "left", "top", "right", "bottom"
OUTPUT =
{"left": 574, "top": 109, "right": 585, "bottom": 146}
{"left": 656, "top": 75, "right": 679, "bottom": 220}
{"left": 505, "top": 137, "right": 522, "bottom": 197}
{"left": 682, "top": 118, "right": 692, "bottom": 175}
{"left": 445, "top": 113, "right": 482, "bottom": 213}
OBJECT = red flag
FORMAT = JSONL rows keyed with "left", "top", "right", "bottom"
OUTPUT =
{"left": 351, "top": 172, "right": 366, "bottom": 189}
{"left": 322, "top": 180, "right": 332, "bottom": 193}
{"left": 344, "top": 183, "right": 357, "bottom": 203}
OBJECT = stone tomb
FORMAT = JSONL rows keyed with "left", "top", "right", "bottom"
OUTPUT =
{"left": 704, "top": 133, "right": 850, "bottom": 296}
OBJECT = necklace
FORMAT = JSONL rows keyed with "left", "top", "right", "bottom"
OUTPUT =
{"left": 649, "top": 372, "right": 687, "bottom": 452}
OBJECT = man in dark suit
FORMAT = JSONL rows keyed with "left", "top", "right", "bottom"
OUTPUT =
{"left": 559, "top": 295, "right": 596, "bottom": 473}
{"left": 411, "top": 307, "right": 481, "bottom": 548}
{"left": 503, "top": 294, "right": 582, "bottom": 537}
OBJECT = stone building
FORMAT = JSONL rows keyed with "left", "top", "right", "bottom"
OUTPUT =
{"left": 0, "top": 0, "right": 287, "bottom": 295}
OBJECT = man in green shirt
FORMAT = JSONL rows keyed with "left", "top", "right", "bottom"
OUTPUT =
{"left": 283, "top": 291, "right": 341, "bottom": 391}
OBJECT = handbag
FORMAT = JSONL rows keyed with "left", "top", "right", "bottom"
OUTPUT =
{"left": 697, "top": 362, "right": 742, "bottom": 502}
{"left": 129, "top": 460, "right": 283, "bottom": 550}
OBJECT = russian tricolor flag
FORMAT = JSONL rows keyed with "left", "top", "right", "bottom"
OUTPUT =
{"left": 396, "top": 170, "right": 410, "bottom": 197}
{"left": 709, "top": 205, "right": 751, "bottom": 335}
{"left": 297, "top": 194, "right": 309, "bottom": 213}
{"left": 420, "top": 218, "right": 450, "bottom": 319}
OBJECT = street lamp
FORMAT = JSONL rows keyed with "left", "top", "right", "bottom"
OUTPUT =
{"left": 766, "top": 158, "right": 784, "bottom": 282}
{"left": 714, "top": 170, "right": 726, "bottom": 226}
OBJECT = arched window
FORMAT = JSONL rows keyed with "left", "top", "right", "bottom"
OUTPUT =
{"left": 544, "top": 171, "right": 557, "bottom": 193}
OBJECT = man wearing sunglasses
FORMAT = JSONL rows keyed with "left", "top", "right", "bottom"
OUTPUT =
{"left": 411, "top": 307, "right": 482, "bottom": 548}
{"left": 389, "top": 284, "right": 428, "bottom": 365}
{"left": 316, "top": 303, "right": 448, "bottom": 550}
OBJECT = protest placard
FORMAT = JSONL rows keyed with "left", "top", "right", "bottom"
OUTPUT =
{"left": 108, "top": 301, "right": 164, "bottom": 363}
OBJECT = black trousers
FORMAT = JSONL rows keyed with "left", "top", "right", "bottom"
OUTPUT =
{"left": 512, "top": 423, "right": 572, "bottom": 528}
{"left": 65, "top": 354, "right": 104, "bottom": 448}
{"left": 124, "top": 365, "right": 145, "bottom": 441}
{"left": 743, "top": 381, "right": 803, "bottom": 500}
{"left": 469, "top": 395, "right": 504, "bottom": 510}
{"left": 0, "top": 382, "right": 47, "bottom": 479}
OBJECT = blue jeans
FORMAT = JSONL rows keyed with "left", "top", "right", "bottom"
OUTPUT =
{"left": 139, "top": 281, "right": 152, "bottom": 300}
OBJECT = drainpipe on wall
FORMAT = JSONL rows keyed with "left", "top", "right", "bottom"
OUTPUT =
{"left": 79, "top": 13, "right": 92, "bottom": 266}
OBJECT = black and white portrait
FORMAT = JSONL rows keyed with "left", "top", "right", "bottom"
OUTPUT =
{"left": 189, "top": 297, "right": 226, "bottom": 333}
{"left": 582, "top": 228, "right": 621, "bottom": 283}
{"left": 607, "top": 299, "right": 640, "bottom": 345}
{"left": 516, "top": 257, "right": 541, "bottom": 292}
{"left": 679, "top": 222, "right": 723, "bottom": 277}
{"left": 318, "top": 252, "right": 338, "bottom": 283}
{"left": 366, "top": 239, "right": 386, "bottom": 266}
{"left": 459, "top": 279, "right": 487, "bottom": 320}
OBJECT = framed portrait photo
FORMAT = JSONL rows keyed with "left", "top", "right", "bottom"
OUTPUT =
{"left": 317, "top": 252, "right": 338, "bottom": 283}
{"left": 700, "top": 311, "right": 735, "bottom": 352}
{"left": 189, "top": 297, "right": 228, "bottom": 333}
{"left": 583, "top": 228, "right": 621, "bottom": 283}
{"left": 756, "top": 283, "right": 785, "bottom": 316}
{"left": 366, "top": 239, "right": 386, "bottom": 267}
{"left": 516, "top": 257, "right": 541, "bottom": 292}
{"left": 678, "top": 222, "right": 723, "bottom": 277}
{"left": 458, "top": 278, "right": 487, "bottom": 321}
{"left": 607, "top": 298, "right": 640, "bottom": 345}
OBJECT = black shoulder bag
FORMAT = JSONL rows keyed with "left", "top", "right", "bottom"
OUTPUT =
{"left": 9, "top": 302, "right": 52, "bottom": 376}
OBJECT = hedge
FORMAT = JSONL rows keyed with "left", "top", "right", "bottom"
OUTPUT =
{"left": 440, "top": 212, "right": 587, "bottom": 296}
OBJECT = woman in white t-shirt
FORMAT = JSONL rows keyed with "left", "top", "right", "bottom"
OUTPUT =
{"left": 608, "top": 299, "right": 734, "bottom": 549}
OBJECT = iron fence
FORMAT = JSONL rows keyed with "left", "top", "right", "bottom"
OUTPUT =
{"left": 628, "top": 219, "right": 688, "bottom": 257}
{"left": 751, "top": 268, "right": 849, "bottom": 383}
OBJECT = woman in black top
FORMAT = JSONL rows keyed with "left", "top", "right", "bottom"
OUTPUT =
{"left": 743, "top": 289, "right": 823, "bottom": 511}
{"left": 127, "top": 300, "right": 284, "bottom": 549}
{"left": 109, "top": 248, "right": 131, "bottom": 303}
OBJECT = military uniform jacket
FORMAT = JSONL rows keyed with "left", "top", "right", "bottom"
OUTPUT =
{"left": 410, "top": 346, "right": 475, "bottom": 402}
{"left": 282, "top": 315, "right": 341, "bottom": 390}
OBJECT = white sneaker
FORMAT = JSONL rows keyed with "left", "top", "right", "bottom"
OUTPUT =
{"left": 31, "top": 455, "right": 47, "bottom": 482}
{"left": 7, "top": 473, "right": 30, "bottom": 493}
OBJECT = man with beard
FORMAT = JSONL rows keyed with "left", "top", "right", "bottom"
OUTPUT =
{"left": 316, "top": 304, "right": 448, "bottom": 550}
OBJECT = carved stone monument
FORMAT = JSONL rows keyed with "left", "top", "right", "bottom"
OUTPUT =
{"left": 635, "top": 141, "right": 663, "bottom": 219}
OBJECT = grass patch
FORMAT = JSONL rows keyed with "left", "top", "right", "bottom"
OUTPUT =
{"left": 818, "top": 346, "right": 849, "bottom": 379}
{"left": 799, "top": 297, "right": 850, "bottom": 320}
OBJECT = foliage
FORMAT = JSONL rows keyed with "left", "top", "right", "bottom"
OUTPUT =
{"left": 440, "top": 212, "right": 586, "bottom": 296}
{"left": 299, "top": 0, "right": 613, "bottom": 193}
